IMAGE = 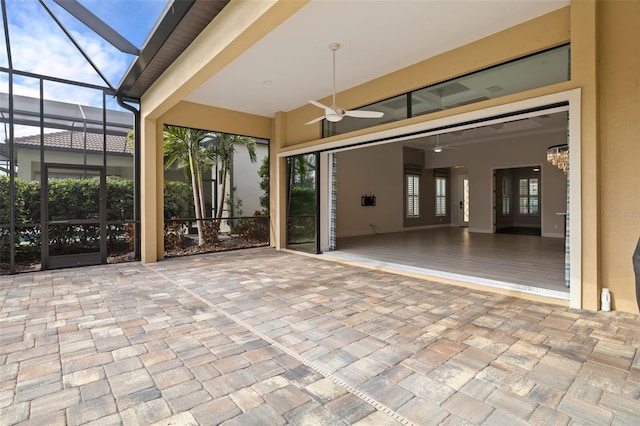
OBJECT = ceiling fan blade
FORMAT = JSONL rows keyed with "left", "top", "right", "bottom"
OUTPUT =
{"left": 305, "top": 115, "right": 326, "bottom": 125}
{"left": 309, "top": 100, "right": 331, "bottom": 110}
{"left": 344, "top": 110, "right": 384, "bottom": 119}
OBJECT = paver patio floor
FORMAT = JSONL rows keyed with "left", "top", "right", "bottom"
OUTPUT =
{"left": 1, "top": 247, "right": 639, "bottom": 425}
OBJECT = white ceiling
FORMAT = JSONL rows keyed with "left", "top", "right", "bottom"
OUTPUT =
{"left": 405, "top": 110, "right": 568, "bottom": 151}
{"left": 185, "top": 0, "right": 569, "bottom": 118}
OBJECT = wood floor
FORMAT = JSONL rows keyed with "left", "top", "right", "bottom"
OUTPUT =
{"left": 325, "top": 227, "right": 568, "bottom": 299}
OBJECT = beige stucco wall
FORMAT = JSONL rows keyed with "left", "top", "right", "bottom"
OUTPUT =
{"left": 274, "top": 2, "right": 638, "bottom": 313}
{"left": 139, "top": 1, "right": 640, "bottom": 314}
{"left": 597, "top": 0, "right": 640, "bottom": 314}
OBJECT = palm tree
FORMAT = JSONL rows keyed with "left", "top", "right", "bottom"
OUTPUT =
{"left": 211, "top": 133, "right": 257, "bottom": 220}
{"left": 163, "top": 125, "right": 216, "bottom": 245}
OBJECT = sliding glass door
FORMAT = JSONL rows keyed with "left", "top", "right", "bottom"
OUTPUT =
{"left": 286, "top": 153, "right": 319, "bottom": 253}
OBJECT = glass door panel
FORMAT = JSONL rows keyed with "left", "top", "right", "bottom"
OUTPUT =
{"left": 459, "top": 176, "right": 470, "bottom": 227}
{"left": 286, "top": 153, "right": 319, "bottom": 253}
{"left": 44, "top": 165, "right": 106, "bottom": 269}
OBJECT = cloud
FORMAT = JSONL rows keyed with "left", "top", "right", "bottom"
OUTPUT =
{"left": 8, "top": 1, "right": 131, "bottom": 88}
{"left": 0, "top": 1, "right": 169, "bottom": 140}
{"left": 0, "top": 0, "right": 145, "bottom": 137}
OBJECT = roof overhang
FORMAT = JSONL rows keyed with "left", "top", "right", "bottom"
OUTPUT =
{"left": 116, "top": 0, "right": 230, "bottom": 100}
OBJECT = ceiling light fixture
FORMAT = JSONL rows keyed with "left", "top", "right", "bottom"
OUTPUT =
{"left": 433, "top": 146, "right": 443, "bottom": 153}
{"left": 546, "top": 144, "right": 568, "bottom": 174}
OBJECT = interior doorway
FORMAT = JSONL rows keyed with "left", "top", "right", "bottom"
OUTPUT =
{"left": 494, "top": 166, "right": 542, "bottom": 236}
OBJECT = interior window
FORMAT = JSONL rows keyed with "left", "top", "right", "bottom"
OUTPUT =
{"left": 502, "top": 177, "right": 511, "bottom": 215}
{"left": 407, "top": 174, "right": 420, "bottom": 217}
{"left": 519, "top": 178, "right": 539, "bottom": 215}
{"left": 436, "top": 176, "right": 447, "bottom": 216}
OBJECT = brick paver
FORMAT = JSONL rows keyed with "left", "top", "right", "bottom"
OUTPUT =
{"left": 1, "top": 247, "right": 639, "bottom": 425}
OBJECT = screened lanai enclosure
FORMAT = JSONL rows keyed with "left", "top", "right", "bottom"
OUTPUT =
{"left": 0, "top": 85, "right": 137, "bottom": 273}
{"left": 0, "top": 0, "right": 147, "bottom": 273}
{"left": 0, "top": 0, "right": 269, "bottom": 274}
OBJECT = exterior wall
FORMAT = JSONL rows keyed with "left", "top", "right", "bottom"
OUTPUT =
{"left": 16, "top": 149, "right": 133, "bottom": 181}
{"left": 231, "top": 143, "right": 268, "bottom": 217}
{"left": 597, "top": 0, "right": 640, "bottom": 313}
{"left": 138, "top": 1, "right": 640, "bottom": 313}
{"left": 138, "top": 1, "right": 302, "bottom": 262}
{"left": 284, "top": 7, "right": 571, "bottom": 148}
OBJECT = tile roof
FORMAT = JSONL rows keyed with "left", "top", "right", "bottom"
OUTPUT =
{"left": 14, "top": 130, "right": 131, "bottom": 155}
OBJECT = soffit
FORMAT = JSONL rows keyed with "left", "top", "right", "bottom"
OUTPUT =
{"left": 184, "top": 0, "right": 569, "bottom": 118}
{"left": 117, "top": 0, "right": 229, "bottom": 100}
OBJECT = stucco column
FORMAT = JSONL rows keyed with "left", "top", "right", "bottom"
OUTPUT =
{"left": 140, "top": 116, "right": 164, "bottom": 262}
{"left": 571, "top": 0, "right": 599, "bottom": 310}
{"left": 272, "top": 111, "right": 288, "bottom": 250}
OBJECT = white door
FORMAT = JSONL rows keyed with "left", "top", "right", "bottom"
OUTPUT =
{"left": 459, "top": 175, "right": 470, "bottom": 227}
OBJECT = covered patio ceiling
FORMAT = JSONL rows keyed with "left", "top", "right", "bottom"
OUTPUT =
{"left": 178, "top": 0, "right": 569, "bottom": 118}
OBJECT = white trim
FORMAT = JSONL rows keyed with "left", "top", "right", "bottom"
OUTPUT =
{"left": 276, "top": 101, "right": 570, "bottom": 158}
{"left": 275, "top": 157, "right": 282, "bottom": 249}
{"left": 567, "top": 89, "right": 582, "bottom": 309}
{"left": 277, "top": 89, "right": 582, "bottom": 308}
{"left": 319, "top": 152, "right": 331, "bottom": 252}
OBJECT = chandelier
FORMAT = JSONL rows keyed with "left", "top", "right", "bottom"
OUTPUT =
{"left": 547, "top": 144, "right": 568, "bottom": 174}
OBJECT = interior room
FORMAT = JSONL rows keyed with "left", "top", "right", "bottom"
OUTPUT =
{"left": 325, "top": 110, "right": 570, "bottom": 300}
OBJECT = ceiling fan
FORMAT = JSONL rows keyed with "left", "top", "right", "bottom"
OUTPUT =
{"left": 432, "top": 134, "right": 461, "bottom": 153}
{"left": 306, "top": 43, "right": 384, "bottom": 125}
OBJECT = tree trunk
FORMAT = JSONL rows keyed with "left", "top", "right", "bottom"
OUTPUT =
{"left": 189, "top": 151, "right": 204, "bottom": 245}
{"left": 216, "top": 167, "right": 227, "bottom": 220}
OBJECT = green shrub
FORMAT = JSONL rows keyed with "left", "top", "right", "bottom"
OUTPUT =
{"left": 164, "top": 180, "right": 194, "bottom": 219}
{"left": 1, "top": 176, "right": 194, "bottom": 261}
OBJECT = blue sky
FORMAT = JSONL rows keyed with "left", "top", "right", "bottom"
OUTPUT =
{"left": 1, "top": 0, "right": 167, "bottom": 102}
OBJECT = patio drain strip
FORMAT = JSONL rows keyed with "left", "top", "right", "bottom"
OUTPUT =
{"left": 145, "top": 264, "right": 416, "bottom": 426}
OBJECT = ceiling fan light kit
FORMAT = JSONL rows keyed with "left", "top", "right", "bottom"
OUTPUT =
{"left": 306, "top": 42, "right": 384, "bottom": 125}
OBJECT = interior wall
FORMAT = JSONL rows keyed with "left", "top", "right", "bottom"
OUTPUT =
{"left": 335, "top": 125, "right": 567, "bottom": 240}
{"left": 402, "top": 147, "right": 452, "bottom": 228}
{"left": 335, "top": 143, "right": 403, "bottom": 238}
{"left": 425, "top": 130, "right": 568, "bottom": 237}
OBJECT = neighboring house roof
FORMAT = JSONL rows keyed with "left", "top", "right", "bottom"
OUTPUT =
{"left": 0, "top": 94, "right": 134, "bottom": 136}
{"left": 12, "top": 131, "right": 131, "bottom": 156}
{"left": 117, "top": 0, "right": 229, "bottom": 100}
